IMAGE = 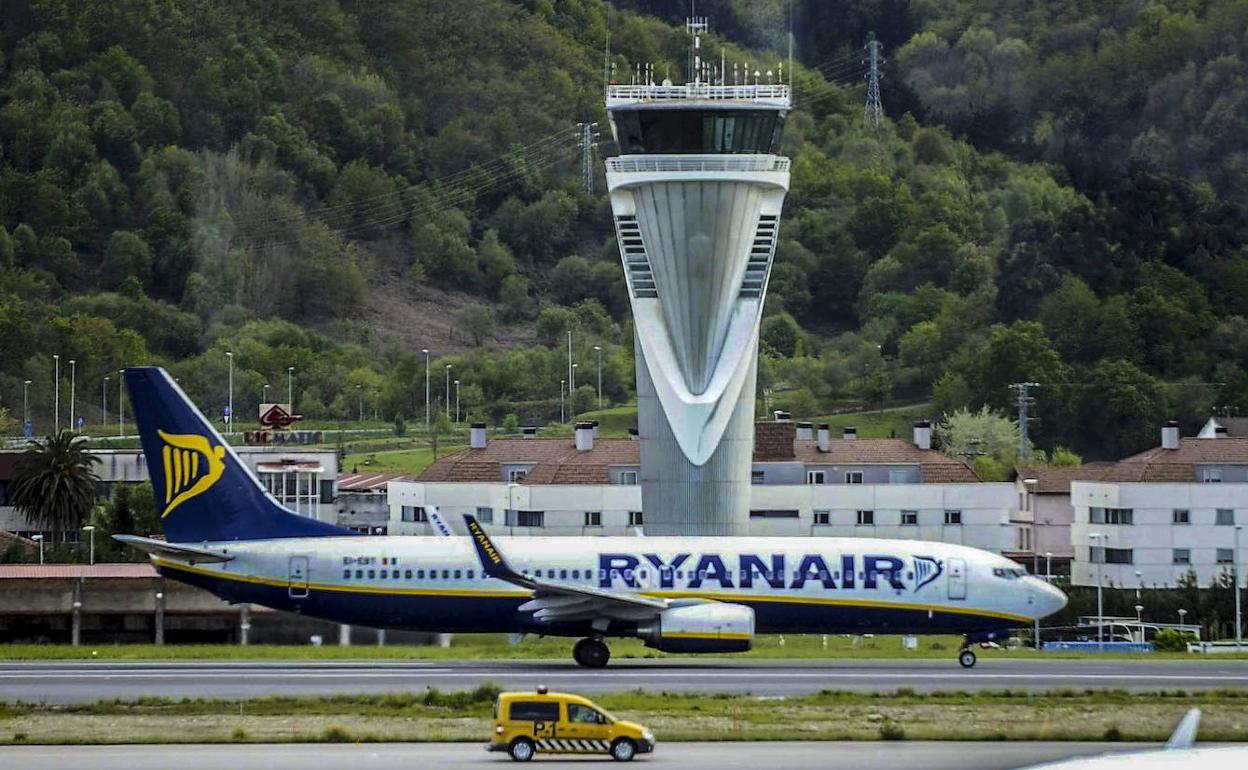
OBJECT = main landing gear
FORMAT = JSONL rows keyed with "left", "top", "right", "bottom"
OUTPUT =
{"left": 573, "top": 637, "right": 611, "bottom": 668}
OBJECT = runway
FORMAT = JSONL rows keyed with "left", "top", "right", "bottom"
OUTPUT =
{"left": 0, "top": 741, "right": 1163, "bottom": 770}
{"left": 3, "top": 658, "right": 1248, "bottom": 703}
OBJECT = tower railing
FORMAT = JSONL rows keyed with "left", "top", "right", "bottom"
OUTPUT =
{"left": 605, "top": 155, "right": 790, "bottom": 173}
{"left": 607, "top": 83, "right": 790, "bottom": 105}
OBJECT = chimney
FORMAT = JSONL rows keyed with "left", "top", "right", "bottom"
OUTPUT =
{"left": 592, "top": 420, "right": 600, "bottom": 438}
{"left": 575, "top": 421, "right": 595, "bottom": 452}
{"left": 522, "top": 427, "right": 538, "bottom": 440}
{"left": 816, "top": 424, "right": 830, "bottom": 453}
{"left": 469, "top": 422, "right": 487, "bottom": 449}
{"left": 629, "top": 428, "right": 639, "bottom": 441}
{"left": 1161, "top": 421, "right": 1180, "bottom": 450}
{"left": 913, "top": 421, "right": 932, "bottom": 450}
{"left": 843, "top": 427, "right": 857, "bottom": 441}
{"left": 795, "top": 421, "right": 814, "bottom": 441}
{"left": 773, "top": 410, "right": 791, "bottom": 422}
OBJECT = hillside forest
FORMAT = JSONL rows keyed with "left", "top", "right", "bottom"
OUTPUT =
{"left": 2, "top": 0, "right": 1248, "bottom": 464}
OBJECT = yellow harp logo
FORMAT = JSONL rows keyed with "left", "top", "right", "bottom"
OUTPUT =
{"left": 158, "top": 430, "right": 227, "bottom": 518}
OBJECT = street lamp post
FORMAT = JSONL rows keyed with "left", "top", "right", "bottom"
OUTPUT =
{"left": 1178, "top": 608, "right": 1187, "bottom": 631}
{"left": 422, "top": 349, "right": 430, "bottom": 427}
{"left": 53, "top": 354, "right": 60, "bottom": 430}
{"left": 356, "top": 384, "right": 363, "bottom": 422}
{"left": 69, "top": 359, "right": 76, "bottom": 431}
{"left": 1134, "top": 604, "right": 1144, "bottom": 643}
{"left": 82, "top": 524, "right": 95, "bottom": 566}
{"left": 454, "top": 380, "right": 460, "bottom": 423}
{"left": 1236, "top": 525, "right": 1243, "bottom": 650}
{"left": 593, "top": 345, "right": 603, "bottom": 411}
{"left": 287, "top": 367, "right": 295, "bottom": 408}
{"left": 22, "top": 379, "right": 31, "bottom": 433}
{"left": 262, "top": 384, "right": 270, "bottom": 405}
{"left": 1090, "top": 532, "right": 1105, "bottom": 652}
{"left": 32, "top": 534, "right": 43, "bottom": 565}
{"left": 560, "top": 379, "right": 565, "bottom": 423}
{"left": 118, "top": 370, "right": 124, "bottom": 437}
{"left": 1023, "top": 478, "right": 1039, "bottom": 647}
{"left": 1045, "top": 552, "right": 1053, "bottom": 582}
{"left": 102, "top": 376, "right": 109, "bottom": 431}
{"left": 225, "top": 351, "right": 234, "bottom": 433}
{"left": 444, "top": 365, "right": 452, "bottom": 420}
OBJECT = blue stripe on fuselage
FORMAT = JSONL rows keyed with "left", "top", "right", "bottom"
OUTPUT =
{"left": 157, "top": 562, "right": 1018, "bottom": 637}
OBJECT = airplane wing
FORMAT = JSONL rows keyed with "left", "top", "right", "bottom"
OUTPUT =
{"left": 426, "top": 506, "right": 454, "bottom": 536}
{"left": 462, "top": 515, "right": 667, "bottom": 623}
{"left": 113, "top": 534, "right": 234, "bottom": 564}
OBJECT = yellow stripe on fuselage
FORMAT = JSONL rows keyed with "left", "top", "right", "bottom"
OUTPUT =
{"left": 152, "top": 559, "right": 1030, "bottom": 625}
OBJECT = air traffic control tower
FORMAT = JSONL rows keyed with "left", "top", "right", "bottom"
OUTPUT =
{"left": 605, "top": 19, "right": 791, "bottom": 535}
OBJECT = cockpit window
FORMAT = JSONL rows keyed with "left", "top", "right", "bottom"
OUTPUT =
{"left": 993, "top": 567, "right": 1027, "bottom": 579}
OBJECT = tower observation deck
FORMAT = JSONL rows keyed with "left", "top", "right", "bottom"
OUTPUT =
{"left": 604, "top": 24, "right": 791, "bottom": 535}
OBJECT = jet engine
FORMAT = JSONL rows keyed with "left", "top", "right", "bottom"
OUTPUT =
{"left": 635, "top": 602, "right": 754, "bottom": 653}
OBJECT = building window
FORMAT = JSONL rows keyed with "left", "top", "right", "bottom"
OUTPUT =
{"left": 1016, "top": 526, "right": 1032, "bottom": 552}
{"left": 1173, "top": 509, "right": 1190, "bottom": 525}
{"left": 751, "top": 470, "right": 765, "bottom": 485}
{"left": 1217, "top": 509, "right": 1235, "bottom": 526}
{"left": 476, "top": 506, "right": 493, "bottom": 523}
{"left": 1203, "top": 468, "right": 1223, "bottom": 483}
{"left": 944, "top": 509, "right": 963, "bottom": 525}
{"left": 813, "top": 509, "right": 831, "bottom": 525}
{"left": 1091, "top": 547, "right": 1133, "bottom": 565}
{"left": 584, "top": 511, "right": 602, "bottom": 527}
{"left": 901, "top": 510, "right": 918, "bottom": 525}
{"left": 889, "top": 470, "right": 909, "bottom": 485}
{"left": 750, "top": 509, "right": 799, "bottom": 518}
{"left": 806, "top": 470, "right": 826, "bottom": 485}
{"left": 1217, "top": 548, "right": 1235, "bottom": 564}
{"left": 400, "top": 505, "right": 427, "bottom": 523}
{"left": 845, "top": 471, "right": 864, "bottom": 485}
{"left": 1090, "top": 507, "right": 1134, "bottom": 525}
{"left": 507, "top": 469, "right": 529, "bottom": 483}
{"left": 1173, "top": 549, "right": 1191, "bottom": 565}
{"left": 628, "top": 511, "right": 644, "bottom": 526}
{"left": 516, "top": 510, "right": 544, "bottom": 527}
{"left": 618, "top": 470, "right": 638, "bottom": 485}
{"left": 856, "top": 510, "right": 874, "bottom": 525}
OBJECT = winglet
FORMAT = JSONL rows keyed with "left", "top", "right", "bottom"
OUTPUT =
{"left": 1165, "top": 708, "right": 1201, "bottom": 750}
{"left": 463, "top": 515, "right": 520, "bottom": 581}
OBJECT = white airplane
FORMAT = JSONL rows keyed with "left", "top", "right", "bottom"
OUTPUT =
{"left": 115, "top": 367, "right": 1067, "bottom": 668}
{"left": 1021, "top": 709, "right": 1248, "bottom": 769}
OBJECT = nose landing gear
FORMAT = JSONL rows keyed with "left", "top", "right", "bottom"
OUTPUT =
{"left": 958, "top": 644, "right": 977, "bottom": 668}
{"left": 573, "top": 637, "right": 611, "bottom": 668}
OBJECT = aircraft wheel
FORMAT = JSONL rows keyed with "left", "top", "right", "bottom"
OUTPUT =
{"left": 610, "top": 738, "right": 637, "bottom": 761}
{"left": 958, "top": 649, "right": 977, "bottom": 668}
{"left": 573, "top": 637, "right": 611, "bottom": 668}
{"left": 509, "top": 737, "right": 535, "bottom": 761}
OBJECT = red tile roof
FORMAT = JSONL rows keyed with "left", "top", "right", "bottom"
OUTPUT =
{"left": 337, "top": 472, "right": 409, "bottom": 491}
{"left": 1120, "top": 437, "right": 1248, "bottom": 465}
{"left": 0, "top": 563, "right": 157, "bottom": 580}
{"left": 417, "top": 427, "right": 978, "bottom": 485}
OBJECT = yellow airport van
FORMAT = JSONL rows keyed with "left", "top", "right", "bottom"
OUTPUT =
{"left": 487, "top": 687, "right": 655, "bottom": 761}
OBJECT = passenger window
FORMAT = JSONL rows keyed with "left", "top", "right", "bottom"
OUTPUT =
{"left": 355, "top": 569, "right": 363, "bottom": 579}
{"left": 405, "top": 570, "right": 412, "bottom": 579}
{"left": 560, "top": 569, "right": 567, "bottom": 580}
{"left": 393, "top": 571, "right": 400, "bottom": 580}
{"left": 379, "top": 570, "right": 387, "bottom": 579}
{"left": 416, "top": 570, "right": 424, "bottom": 579}
{"left": 467, "top": 569, "right": 475, "bottom": 579}
{"left": 367, "top": 570, "right": 375, "bottom": 579}
{"left": 343, "top": 569, "right": 351, "bottom": 579}
{"left": 441, "top": 570, "right": 449, "bottom": 579}
{"left": 568, "top": 703, "right": 602, "bottom": 724}
{"left": 454, "top": 570, "right": 462, "bottom": 579}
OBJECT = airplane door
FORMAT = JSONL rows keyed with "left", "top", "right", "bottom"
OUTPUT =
{"left": 288, "top": 556, "right": 310, "bottom": 599}
{"left": 947, "top": 557, "right": 967, "bottom": 600}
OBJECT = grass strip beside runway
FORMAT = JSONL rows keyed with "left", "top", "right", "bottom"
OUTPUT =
{"left": 5, "top": 637, "right": 1248, "bottom": 661}
{"left": 3, "top": 687, "right": 1248, "bottom": 745}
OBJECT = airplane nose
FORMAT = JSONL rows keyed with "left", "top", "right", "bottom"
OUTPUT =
{"left": 1038, "top": 580, "right": 1068, "bottom": 617}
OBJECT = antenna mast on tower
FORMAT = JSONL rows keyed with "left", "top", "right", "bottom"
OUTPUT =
{"left": 864, "top": 35, "right": 885, "bottom": 130}
{"left": 686, "top": 11, "right": 709, "bottom": 84}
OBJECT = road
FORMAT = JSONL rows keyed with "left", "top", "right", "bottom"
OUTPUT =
{"left": 0, "top": 741, "right": 1162, "bottom": 770}
{"left": 3, "top": 658, "right": 1248, "bottom": 703}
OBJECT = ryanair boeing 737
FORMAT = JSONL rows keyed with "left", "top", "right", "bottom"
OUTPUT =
{"left": 116, "top": 368, "right": 1067, "bottom": 668}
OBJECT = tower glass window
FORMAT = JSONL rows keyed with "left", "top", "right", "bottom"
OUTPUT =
{"left": 610, "top": 109, "right": 786, "bottom": 155}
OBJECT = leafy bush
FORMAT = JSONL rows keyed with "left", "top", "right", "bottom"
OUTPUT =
{"left": 1152, "top": 629, "right": 1196, "bottom": 652}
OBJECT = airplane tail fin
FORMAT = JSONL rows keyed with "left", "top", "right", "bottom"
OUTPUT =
{"left": 426, "top": 506, "right": 454, "bottom": 536}
{"left": 124, "top": 367, "right": 351, "bottom": 543}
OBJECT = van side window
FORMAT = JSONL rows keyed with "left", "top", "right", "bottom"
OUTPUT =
{"left": 568, "top": 703, "right": 603, "bottom": 724}
{"left": 509, "top": 701, "right": 560, "bottom": 722}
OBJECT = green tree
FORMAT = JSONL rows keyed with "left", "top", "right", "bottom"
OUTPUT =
{"left": 458, "top": 304, "right": 496, "bottom": 347}
{"left": 935, "top": 407, "right": 1021, "bottom": 468}
{"left": 101, "top": 231, "right": 152, "bottom": 289}
{"left": 12, "top": 431, "right": 102, "bottom": 543}
{"left": 761, "top": 312, "right": 805, "bottom": 357}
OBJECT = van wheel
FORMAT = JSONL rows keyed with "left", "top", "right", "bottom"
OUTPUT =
{"left": 509, "top": 737, "right": 535, "bottom": 761}
{"left": 610, "top": 738, "right": 636, "bottom": 761}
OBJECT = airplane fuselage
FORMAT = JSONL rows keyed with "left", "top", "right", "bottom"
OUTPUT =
{"left": 154, "top": 534, "right": 1063, "bottom": 639}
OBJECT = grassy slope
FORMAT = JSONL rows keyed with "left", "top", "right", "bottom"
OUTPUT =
{"left": 340, "top": 446, "right": 467, "bottom": 476}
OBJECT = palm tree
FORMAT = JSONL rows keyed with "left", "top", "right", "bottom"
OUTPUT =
{"left": 12, "top": 431, "right": 101, "bottom": 544}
